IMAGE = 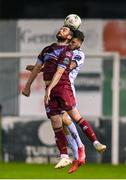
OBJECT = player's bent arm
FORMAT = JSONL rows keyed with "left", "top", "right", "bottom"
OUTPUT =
{"left": 26, "top": 64, "right": 44, "bottom": 73}
{"left": 25, "top": 63, "right": 42, "bottom": 86}
{"left": 22, "top": 63, "right": 42, "bottom": 97}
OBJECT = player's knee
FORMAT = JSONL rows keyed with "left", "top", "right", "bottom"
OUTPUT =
{"left": 72, "top": 114, "right": 81, "bottom": 122}
{"left": 50, "top": 115, "right": 62, "bottom": 128}
{"left": 62, "top": 113, "right": 71, "bottom": 125}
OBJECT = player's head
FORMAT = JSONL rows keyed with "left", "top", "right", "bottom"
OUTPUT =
{"left": 69, "top": 30, "right": 85, "bottom": 50}
{"left": 56, "top": 26, "right": 74, "bottom": 43}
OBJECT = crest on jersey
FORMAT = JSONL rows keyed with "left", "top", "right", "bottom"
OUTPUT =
{"left": 74, "top": 55, "right": 81, "bottom": 61}
{"left": 63, "top": 57, "right": 70, "bottom": 65}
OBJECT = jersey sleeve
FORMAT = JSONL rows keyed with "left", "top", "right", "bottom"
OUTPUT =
{"left": 37, "top": 51, "right": 44, "bottom": 64}
{"left": 58, "top": 50, "right": 72, "bottom": 69}
{"left": 72, "top": 50, "right": 85, "bottom": 68}
{"left": 36, "top": 57, "right": 43, "bottom": 65}
{"left": 37, "top": 46, "right": 50, "bottom": 65}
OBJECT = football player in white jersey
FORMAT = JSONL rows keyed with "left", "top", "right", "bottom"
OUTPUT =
{"left": 61, "top": 31, "right": 85, "bottom": 173}
{"left": 56, "top": 30, "right": 106, "bottom": 173}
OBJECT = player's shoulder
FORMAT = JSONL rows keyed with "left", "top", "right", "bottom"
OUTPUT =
{"left": 50, "top": 43, "right": 57, "bottom": 47}
{"left": 39, "top": 43, "right": 56, "bottom": 55}
{"left": 73, "top": 48, "right": 84, "bottom": 55}
{"left": 73, "top": 49, "right": 85, "bottom": 60}
{"left": 44, "top": 43, "right": 57, "bottom": 50}
{"left": 38, "top": 43, "right": 57, "bottom": 59}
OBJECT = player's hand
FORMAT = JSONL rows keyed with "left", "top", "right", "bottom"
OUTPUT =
{"left": 22, "top": 86, "right": 31, "bottom": 97}
{"left": 44, "top": 88, "right": 51, "bottom": 105}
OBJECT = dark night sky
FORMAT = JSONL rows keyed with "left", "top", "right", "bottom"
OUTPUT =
{"left": 0, "top": 0, "right": 126, "bottom": 19}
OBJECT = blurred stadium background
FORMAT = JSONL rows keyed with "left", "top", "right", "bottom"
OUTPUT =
{"left": 0, "top": 0, "right": 126, "bottom": 174}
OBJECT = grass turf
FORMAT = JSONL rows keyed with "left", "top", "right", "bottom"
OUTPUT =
{"left": 0, "top": 162, "right": 126, "bottom": 179}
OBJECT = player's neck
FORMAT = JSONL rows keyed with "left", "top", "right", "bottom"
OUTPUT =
{"left": 57, "top": 40, "right": 69, "bottom": 46}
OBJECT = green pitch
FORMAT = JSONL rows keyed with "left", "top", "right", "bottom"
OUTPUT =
{"left": 0, "top": 162, "right": 126, "bottom": 179}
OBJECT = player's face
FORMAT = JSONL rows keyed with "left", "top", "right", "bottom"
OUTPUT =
{"left": 56, "top": 26, "right": 72, "bottom": 41}
{"left": 69, "top": 38, "right": 82, "bottom": 50}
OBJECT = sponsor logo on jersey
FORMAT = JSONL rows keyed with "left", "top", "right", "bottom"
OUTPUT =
{"left": 66, "top": 51, "right": 71, "bottom": 57}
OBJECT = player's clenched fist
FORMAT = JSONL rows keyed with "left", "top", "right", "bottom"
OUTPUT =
{"left": 22, "top": 85, "right": 31, "bottom": 97}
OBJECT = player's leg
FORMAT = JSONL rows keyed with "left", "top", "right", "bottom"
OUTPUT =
{"left": 53, "top": 113, "right": 80, "bottom": 172}
{"left": 50, "top": 114, "right": 72, "bottom": 168}
{"left": 62, "top": 112, "right": 86, "bottom": 162}
{"left": 45, "top": 96, "right": 72, "bottom": 169}
{"left": 63, "top": 125, "right": 83, "bottom": 174}
{"left": 67, "top": 107, "right": 106, "bottom": 153}
{"left": 63, "top": 112, "right": 83, "bottom": 148}
{"left": 62, "top": 113, "right": 85, "bottom": 174}
{"left": 63, "top": 124, "right": 78, "bottom": 160}
{"left": 58, "top": 87, "right": 86, "bottom": 172}
{"left": 61, "top": 86, "right": 106, "bottom": 154}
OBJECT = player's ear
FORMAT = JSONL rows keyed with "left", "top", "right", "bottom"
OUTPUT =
{"left": 67, "top": 34, "right": 72, "bottom": 40}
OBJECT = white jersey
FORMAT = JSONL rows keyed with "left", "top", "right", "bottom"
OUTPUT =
{"left": 69, "top": 48, "right": 85, "bottom": 85}
{"left": 69, "top": 48, "right": 85, "bottom": 98}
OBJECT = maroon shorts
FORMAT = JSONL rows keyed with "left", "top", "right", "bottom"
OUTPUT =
{"left": 45, "top": 84, "right": 76, "bottom": 118}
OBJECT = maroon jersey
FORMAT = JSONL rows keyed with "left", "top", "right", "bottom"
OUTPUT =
{"left": 38, "top": 43, "right": 73, "bottom": 86}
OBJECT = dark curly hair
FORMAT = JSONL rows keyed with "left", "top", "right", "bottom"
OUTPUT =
{"left": 73, "top": 30, "right": 85, "bottom": 42}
